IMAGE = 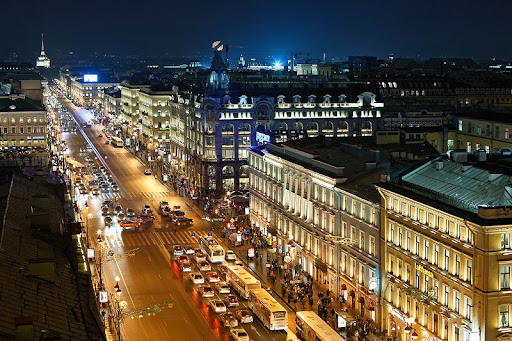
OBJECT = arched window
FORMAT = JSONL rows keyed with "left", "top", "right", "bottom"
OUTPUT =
{"left": 222, "top": 165, "right": 235, "bottom": 177}
{"left": 221, "top": 124, "right": 234, "bottom": 134}
{"left": 276, "top": 122, "right": 288, "bottom": 130}
{"left": 207, "top": 166, "right": 216, "bottom": 177}
{"left": 292, "top": 122, "right": 303, "bottom": 131}
{"left": 337, "top": 121, "right": 349, "bottom": 137}
{"left": 321, "top": 121, "right": 334, "bottom": 137}
{"left": 238, "top": 123, "right": 251, "bottom": 134}
{"left": 361, "top": 121, "right": 372, "bottom": 136}
{"left": 306, "top": 122, "right": 319, "bottom": 137}
{"left": 240, "top": 165, "right": 249, "bottom": 178}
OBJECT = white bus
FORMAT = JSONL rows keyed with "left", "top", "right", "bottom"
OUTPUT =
{"left": 225, "top": 264, "right": 261, "bottom": 299}
{"left": 198, "top": 235, "right": 225, "bottom": 263}
{"left": 111, "top": 137, "right": 124, "bottom": 147}
{"left": 248, "top": 288, "right": 288, "bottom": 331}
{"left": 296, "top": 311, "right": 345, "bottom": 341}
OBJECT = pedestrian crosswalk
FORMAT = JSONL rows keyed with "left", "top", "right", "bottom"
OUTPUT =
{"left": 105, "top": 230, "right": 206, "bottom": 248}
{"left": 97, "top": 191, "right": 174, "bottom": 201}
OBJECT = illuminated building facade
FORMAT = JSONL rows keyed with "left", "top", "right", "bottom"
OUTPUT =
{"left": 455, "top": 113, "right": 512, "bottom": 154}
{"left": 377, "top": 153, "right": 512, "bottom": 341}
{"left": 0, "top": 94, "right": 47, "bottom": 148}
{"left": 70, "top": 77, "right": 119, "bottom": 108}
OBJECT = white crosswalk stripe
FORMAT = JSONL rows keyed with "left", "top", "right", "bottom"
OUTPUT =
{"left": 118, "top": 230, "right": 204, "bottom": 247}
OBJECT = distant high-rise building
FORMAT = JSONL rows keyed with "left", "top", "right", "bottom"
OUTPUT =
{"left": 35, "top": 33, "right": 50, "bottom": 68}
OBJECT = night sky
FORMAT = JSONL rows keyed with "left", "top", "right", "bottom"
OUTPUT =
{"left": 3, "top": 0, "right": 512, "bottom": 61}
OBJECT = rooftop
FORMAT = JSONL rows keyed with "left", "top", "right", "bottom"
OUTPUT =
{"left": 0, "top": 95, "right": 45, "bottom": 112}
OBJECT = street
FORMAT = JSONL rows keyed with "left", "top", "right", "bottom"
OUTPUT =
{"left": 58, "top": 94, "right": 296, "bottom": 341}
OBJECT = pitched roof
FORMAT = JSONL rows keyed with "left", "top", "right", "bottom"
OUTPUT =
{"left": 0, "top": 96, "right": 45, "bottom": 112}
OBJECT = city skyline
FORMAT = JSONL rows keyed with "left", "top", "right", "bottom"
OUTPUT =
{"left": 3, "top": 0, "right": 512, "bottom": 61}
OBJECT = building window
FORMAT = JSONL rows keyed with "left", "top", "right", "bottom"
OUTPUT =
{"left": 454, "top": 291, "right": 460, "bottom": 313}
{"left": 389, "top": 224, "right": 395, "bottom": 243}
{"left": 502, "top": 234, "right": 511, "bottom": 249}
{"left": 406, "top": 232, "right": 411, "bottom": 251}
{"left": 444, "top": 249, "right": 450, "bottom": 271}
{"left": 424, "top": 240, "right": 429, "bottom": 261}
{"left": 398, "top": 227, "right": 403, "bottom": 247}
{"left": 500, "top": 266, "right": 510, "bottom": 289}
{"left": 500, "top": 305, "right": 510, "bottom": 327}
{"left": 415, "top": 270, "right": 420, "bottom": 289}
{"left": 359, "top": 231, "right": 365, "bottom": 251}
{"left": 415, "top": 236, "right": 420, "bottom": 256}
{"left": 370, "top": 236, "right": 375, "bottom": 256}
{"left": 11, "top": 127, "right": 15, "bottom": 134}
{"left": 506, "top": 128, "right": 510, "bottom": 140}
{"left": 466, "top": 260, "right": 472, "bottom": 283}
{"left": 465, "top": 297, "right": 472, "bottom": 321}
{"left": 434, "top": 244, "right": 439, "bottom": 266}
{"left": 455, "top": 254, "right": 461, "bottom": 277}
{"left": 444, "top": 285, "right": 450, "bottom": 307}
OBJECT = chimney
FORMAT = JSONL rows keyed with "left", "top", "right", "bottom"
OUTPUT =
{"left": 436, "top": 160, "right": 443, "bottom": 170}
{"left": 475, "top": 150, "right": 487, "bottom": 162}
{"left": 15, "top": 317, "right": 33, "bottom": 341}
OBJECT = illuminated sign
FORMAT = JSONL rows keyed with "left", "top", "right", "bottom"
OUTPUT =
{"left": 256, "top": 131, "right": 270, "bottom": 144}
{"left": 99, "top": 291, "right": 108, "bottom": 303}
{"left": 87, "top": 248, "right": 95, "bottom": 258}
{"left": 248, "top": 248, "right": 255, "bottom": 257}
{"left": 83, "top": 74, "right": 98, "bottom": 82}
{"left": 415, "top": 263, "right": 433, "bottom": 278}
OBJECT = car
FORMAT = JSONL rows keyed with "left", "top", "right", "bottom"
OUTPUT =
{"left": 100, "top": 185, "right": 110, "bottom": 193}
{"left": 235, "top": 310, "right": 253, "bottom": 324}
{"left": 219, "top": 312, "right": 239, "bottom": 328}
{"left": 189, "top": 272, "right": 205, "bottom": 284}
{"left": 159, "top": 201, "right": 169, "bottom": 210}
{"left": 118, "top": 212, "right": 125, "bottom": 220}
{"left": 208, "top": 299, "right": 227, "bottom": 313}
{"left": 198, "top": 261, "right": 211, "bottom": 271}
{"left": 120, "top": 220, "right": 141, "bottom": 230}
{"left": 98, "top": 134, "right": 103, "bottom": 137}
{"left": 234, "top": 259, "right": 243, "bottom": 266}
{"left": 101, "top": 207, "right": 112, "bottom": 216}
{"left": 224, "top": 294, "right": 239, "bottom": 307}
{"left": 206, "top": 271, "right": 220, "bottom": 283}
{"left": 173, "top": 245, "right": 184, "bottom": 256}
{"left": 112, "top": 184, "right": 120, "bottom": 192}
{"left": 144, "top": 169, "right": 152, "bottom": 175}
{"left": 174, "top": 216, "right": 193, "bottom": 225}
{"left": 138, "top": 214, "right": 154, "bottom": 224}
{"left": 226, "top": 250, "right": 236, "bottom": 261}
{"left": 170, "top": 210, "right": 185, "bottom": 218}
{"left": 99, "top": 166, "right": 106, "bottom": 172}
{"left": 180, "top": 263, "right": 192, "bottom": 272}
{"left": 114, "top": 205, "right": 123, "bottom": 215}
{"left": 102, "top": 200, "right": 113, "bottom": 208}
{"left": 105, "top": 140, "right": 110, "bottom": 144}
{"left": 92, "top": 188, "right": 99, "bottom": 195}
{"left": 229, "top": 328, "right": 249, "bottom": 341}
{"left": 195, "top": 252, "right": 206, "bottom": 262}
{"left": 215, "top": 281, "right": 231, "bottom": 294}
{"left": 185, "top": 246, "right": 195, "bottom": 255}
{"left": 177, "top": 255, "right": 190, "bottom": 264}
{"left": 126, "top": 208, "right": 136, "bottom": 218}
{"left": 78, "top": 186, "right": 88, "bottom": 194}
{"left": 141, "top": 205, "right": 152, "bottom": 214}
{"left": 197, "top": 285, "right": 215, "bottom": 298}
{"left": 85, "top": 156, "right": 93, "bottom": 162}
{"left": 162, "top": 206, "right": 171, "bottom": 217}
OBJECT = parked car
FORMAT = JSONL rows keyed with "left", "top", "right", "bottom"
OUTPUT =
{"left": 141, "top": 205, "right": 152, "bottom": 214}
{"left": 215, "top": 281, "right": 231, "bottom": 294}
{"left": 235, "top": 309, "right": 253, "bottom": 324}
{"left": 219, "top": 312, "right": 239, "bottom": 328}
{"left": 198, "top": 285, "right": 215, "bottom": 298}
{"left": 224, "top": 294, "right": 239, "bottom": 307}
{"left": 208, "top": 300, "right": 227, "bottom": 313}
{"left": 144, "top": 169, "right": 151, "bottom": 175}
{"left": 189, "top": 273, "right": 205, "bottom": 285}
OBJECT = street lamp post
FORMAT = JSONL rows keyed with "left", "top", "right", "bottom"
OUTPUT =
{"left": 97, "top": 230, "right": 104, "bottom": 290}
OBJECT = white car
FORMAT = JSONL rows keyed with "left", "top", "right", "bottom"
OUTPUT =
{"left": 159, "top": 201, "right": 169, "bottom": 210}
{"left": 226, "top": 250, "right": 236, "bottom": 261}
{"left": 189, "top": 273, "right": 205, "bottom": 285}
{"left": 198, "top": 261, "right": 211, "bottom": 271}
{"left": 144, "top": 169, "right": 152, "bottom": 175}
{"left": 206, "top": 271, "right": 220, "bottom": 283}
{"left": 209, "top": 299, "right": 227, "bottom": 313}
{"left": 198, "top": 285, "right": 215, "bottom": 298}
{"left": 173, "top": 245, "right": 184, "bottom": 256}
{"left": 141, "top": 205, "right": 152, "bottom": 214}
{"left": 229, "top": 328, "right": 249, "bottom": 341}
{"left": 180, "top": 263, "right": 192, "bottom": 272}
{"left": 235, "top": 310, "right": 253, "bottom": 324}
{"left": 195, "top": 252, "right": 206, "bottom": 262}
{"left": 215, "top": 281, "right": 231, "bottom": 294}
{"left": 185, "top": 246, "right": 195, "bottom": 255}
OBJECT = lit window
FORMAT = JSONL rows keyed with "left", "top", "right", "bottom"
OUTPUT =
{"left": 500, "top": 305, "right": 510, "bottom": 327}
{"left": 500, "top": 266, "right": 510, "bottom": 289}
{"left": 502, "top": 234, "right": 511, "bottom": 249}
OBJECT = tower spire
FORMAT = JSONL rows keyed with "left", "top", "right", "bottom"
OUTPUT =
{"left": 41, "top": 33, "right": 45, "bottom": 53}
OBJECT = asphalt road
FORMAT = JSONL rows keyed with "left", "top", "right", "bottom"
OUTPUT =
{"left": 55, "top": 93, "right": 295, "bottom": 341}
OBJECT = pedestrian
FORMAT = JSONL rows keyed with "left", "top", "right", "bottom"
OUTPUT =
{"left": 101, "top": 310, "right": 106, "bottom": 323}
{"left": 108, "top": 314, "right": 113, "bottom": 329}
{"left": 294, "top": 297, "right": 298, "bottom": 310}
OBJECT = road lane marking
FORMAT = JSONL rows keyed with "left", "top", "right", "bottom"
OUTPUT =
{"left": 157, "top": 272, "right": 161, "bottom": 279}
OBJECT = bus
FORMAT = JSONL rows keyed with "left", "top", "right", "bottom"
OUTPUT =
{"left": 66, "top": 158, "right": 86, "bottom": 174}
{"left": 248, "top": 288, "right": 288, "bottom": 331}
{"left": 83, "top": 175, "right": 98, "bottom": 191}
{"left": 111, "top": 137, "right": 124, "bottom": 147}
{"left": 225, "top": 264, "right": 261, "bottom": 299}
{"left": 295, "top": 311, "right": 345, "bottom": 341}
{"left": 198, "top": 235, "right": 225, "bottom": 263}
